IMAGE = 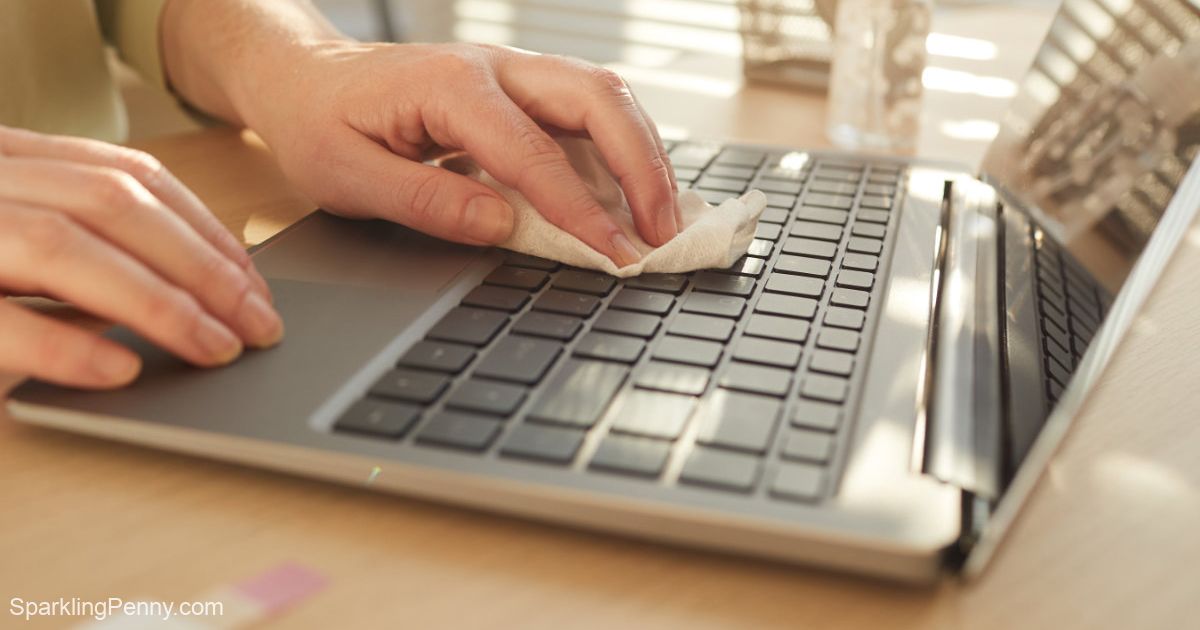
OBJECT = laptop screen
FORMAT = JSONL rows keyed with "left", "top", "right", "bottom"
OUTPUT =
{"left": 982, "top": 0, "right": 1200, "bottom": 290}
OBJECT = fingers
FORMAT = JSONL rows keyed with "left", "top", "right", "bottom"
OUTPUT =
{"left": 0, "top": 125, "right": 270, "bottom": 298}
{"left": 0, "top": 157, "right": 283, "bottom": 349}
{"left": 316, "top": 127, "right": 515, "bottom": 246}
{"left": 0, "top": 299, "right": 141, "bottom": 389}
{"left": 437, "top": 93, "right": 643, "bottom": 267}
{"left": 0, "top": 203, "right": 245, "bottom": 367}
{"left": 495, "top": 54, "right": 678, "bottom": 246}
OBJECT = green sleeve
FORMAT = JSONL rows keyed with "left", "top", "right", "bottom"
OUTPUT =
{"left": 96, "top": 0, "right": 170, "bottom": 89}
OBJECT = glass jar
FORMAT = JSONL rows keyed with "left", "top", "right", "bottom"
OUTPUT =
{"left": 826, "top": 0, "right": 932, "bottom": 152}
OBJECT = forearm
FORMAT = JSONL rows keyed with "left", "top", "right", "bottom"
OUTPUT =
{"left": 160, "top": 0, "right": 347, "bottom": 127}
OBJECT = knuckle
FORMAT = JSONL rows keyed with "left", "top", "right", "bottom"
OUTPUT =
{"left": 20, "top": 211, "right": 78, "bottom": 264}
{"left": 116, "top": 149, "right": 167, "bottom": 187}
{"left": 143, "top": 289, "right": 201, "bottom": 337}
{"left": 585, "top": 66, "right": 631, "bottom": 99}
{"left": 33, "top": 328, "right": 91, "bottom": 378}
{"left": 195, "top": 254, "right": 253, "bottom": 317}
{"left": 91, "top": 169, "right": 142, "bottom": 213}
{"left": 396, "top": 170, "right": 449, "bottom": 227}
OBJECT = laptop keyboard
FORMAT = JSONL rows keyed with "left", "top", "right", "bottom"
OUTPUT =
{"left": 1031, "top": 228, "right": 1112, "bottom": 403}
{"left": 333, "top": 143, "right": 907, "bottom": 504}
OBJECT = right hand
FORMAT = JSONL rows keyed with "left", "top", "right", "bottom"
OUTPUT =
{"left": 0, "top": 125, "right": 282, "bottom": 389}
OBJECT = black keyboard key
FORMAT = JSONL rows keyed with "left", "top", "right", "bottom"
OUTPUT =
{"left": 534, "top": 289, "right": 601, "bottom": 317}
{"left": 755, "top": 179, "right": 803, "bottom": 195}
{"left": 851, "top": 223, "right": 885, "bottom": 238}
{"left": 755, "top": 223, "right": 783, "bottom": 241}
{"left": 625, "top": 273, "right": 687, "bottom": 294}
{"left": 399, "top": 341, "right": 474, "bottom": 374}
{"left": 781, "top": 429, "right": 835, "bottom": 462}
{"left": 824, "top": 306, "right": 865, "bottom": 330}
{"left": 634, "top": 361, "right": 711, "bottom": 395}
{"left": 461, "top": 286, "right": 529, "bottom": 313}
{"left": 800, "top": 373, "right": 849, "bottom": 403}
{"left": 1042, "top": 316, "right": 1070, "bottom": 350}
{"left": 554, "top": 270, "right": 617, "bottom": 296}
{"left": 445, "top": 379, "right": 527, "bottom": 416}
{"left": 681, "top": 292, "right": 747, "bottom": 318}
{"left": 669, "top": 143, "right": 719, "bottom": 169}
{"left": 744, "top": 313, "right": 809, "bottom": 343}
{"left": 755, "top": 293, "right": 818, "bottom": 319}
{"left": 795, "top": 207, "right": 850, "bottom": 226}
{"left": 369, "top": 368, "right": 449, "bottom": 404}
{"left": 474, "top": 336, "right": 561, "bottom": 384}
{"left": 573, "top": 332, "right": 645, "bottom": 364}
{"left": 610, "top": 389, "right": 698, "bottom": 439}
{"left": 717, "top": 255, "right": 767, "bottom": 277}
{"left": 692, "top": 271, "right": 756, "bottom": 297}
{"left": 694, "top": 390, "right": 782, "bottom": 454}
{"left": 808, "top": 179, "right": 858, "bottom": 195}
{"left": 500, "top": 423, "right": 585, "bottom": 464}
{"left": 1045, "top": 355, "right": 1071, "bottom": 386}
{"left": 759, "top": 207, "right": 791, "bottom": 224}
{"left": 817, "top": 328, "right": 860, "bottom": 352}
{"left": 857, "top": 209, "right": 890, "bottom": 224}
{"left": 845, "top": 237, "right": 883, "bottom": 255}
{"left": 511, "top": 311, "right": 582, "bottom": 341}
{"left": 804, "top": 192, "right": 854, "bottom": 210}
{"left": 809, "top": 349, "right": 854, "bottom": 376}
{"left": 706, "top": 164, "right": 756, "bottom": 179}
{"left": 782, "top": 237, "right": 837, "bottom": 259}
{"left": 695, "top": 189, "right": 735, "bottom": 205}
{"left": 790, "top": 221, "right": 843, "bottom": 241}
{"left": 592, "top": 309, "right": 661, "bottom": 338}
{"left": 731, "top": 336, "right": 802, "bottom": 368}
{"left": 720, "top": 362, "right": 792, "bottom": 397}
{"left": 842, "top": 253, "right": 879, "bottom": 271}
{"left": 696, "top": 175, "right": 748, "bottom": 193}
{"left": 679, "top": 448, "right": 761, "bottom": 492}
{"left": 506, "top": 252, "right": 560, "bottom": 271}
{"left": 654, "top": 335, "right": 723, "bottom": 368}
{"left": 763, "top": 192, "right": 798, "bottom": 209}
{"left": 830, "top": 288, "right": 870, "bottom": 309}
{"left": 610, "top": 288, "right": 675, "bottom": 315}
{"left": 715, "top": 148, "right": 765, "bottom": 167}
{"left": 790, "top": 400, "right": 841, "bottom": 431}
{"left": 527, "top": 359, "right": 629, "bottom": 427}
{"left": 746, "top": 239, "right": 775, "bottom": 258}
{"left": 773, "top": 255, "right": 832, "bottom": 278}
{"left": 765, "top": 274, "right": 824, "bottom": 298}
{"left": 415, "top": 411, "right": 502, "bottom": 451}
{"left": 669, "top": 313, "right": 735, "bottom": 341}
{"left": 335, "top": 399, "right": 420, "bottom": 438}
{"left": 484, "top": 266, "right": 549, "bottom": 291}
{"left": 589, "top": 434, "right": 671, "bottom": 477}
{"left": 860, "top": 195, "right": 892, "bottom": 209}
{"left": 770, "top": 462, "right": 825, "bottom": 502}
{"left": 427, "top": 306, "right": 509, "bottom": 346}
{"left": 1043, "top": 335, "right": 1073, "bottom": 372}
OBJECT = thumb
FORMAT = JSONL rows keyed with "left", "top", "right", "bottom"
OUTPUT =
{"left": 320, "top": 133, "right": 514, "bottom": 245}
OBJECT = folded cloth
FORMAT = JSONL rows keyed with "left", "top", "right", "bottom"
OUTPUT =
{"left": 460, "top": 136, "right": 767, "bottom": 278}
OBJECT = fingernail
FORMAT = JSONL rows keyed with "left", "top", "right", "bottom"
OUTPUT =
{"left": 610, "top": 232, "right": 642, "bottom": 268}
{"left": 658, "top": 202, "right": 679, "bottom": 244}
{"left": 194, "top": 316, "right": 243, "bottom": 365}
{"left": 464, "top": 196, "right": 514, "bottom": 244}
{"left": 93, "top": 350, "right": 140, "bottom": 384}
{"left": 248, "top": 266, "right": 273, "bottom": 303}
{"left": 240, "top": 291, "right": 284, "bottom": 347}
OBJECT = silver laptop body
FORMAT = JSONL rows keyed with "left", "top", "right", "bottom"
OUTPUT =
{"left": 9, "top": 0, "right": 1200, "bottom": 582}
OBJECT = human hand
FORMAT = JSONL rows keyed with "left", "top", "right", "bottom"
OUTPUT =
{"left": 233, "top": 42, "right": 679, "bottom": 267}
{"left": 0, "top": 126, "right": 282, "bottom": 389}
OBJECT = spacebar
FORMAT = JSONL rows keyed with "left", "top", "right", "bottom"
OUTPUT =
{"left": 526, "top": 359, "right": 629, "bottom": 427}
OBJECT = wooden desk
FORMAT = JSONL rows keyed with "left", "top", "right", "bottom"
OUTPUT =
{"left": 4, "top": 14, "right": 1200, "bottom": 630}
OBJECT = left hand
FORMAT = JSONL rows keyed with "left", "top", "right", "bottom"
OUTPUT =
{"left": 228, "top": 42, "right": 679, "bottom": 267}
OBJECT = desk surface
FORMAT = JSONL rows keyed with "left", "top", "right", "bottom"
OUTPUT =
{"left": 4, "top": 7, "right": 1200, "bottom": 629}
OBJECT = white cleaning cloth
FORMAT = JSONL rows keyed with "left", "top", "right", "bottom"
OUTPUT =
{"left": 462, "top": 137, "right": 767, "bottom": 277}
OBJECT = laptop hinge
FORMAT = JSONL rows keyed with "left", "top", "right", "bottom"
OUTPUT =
{"left": 921, "top": 177, "right": 1004, "bottom": 501}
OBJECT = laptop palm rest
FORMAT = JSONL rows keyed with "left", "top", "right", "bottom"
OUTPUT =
{"left": 10, "top": 212, "right": 490, "bottom": 443}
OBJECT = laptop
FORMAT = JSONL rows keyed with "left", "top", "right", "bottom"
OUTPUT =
{"left": 9, "top": 0, "right": 1200, "bottom": 582}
